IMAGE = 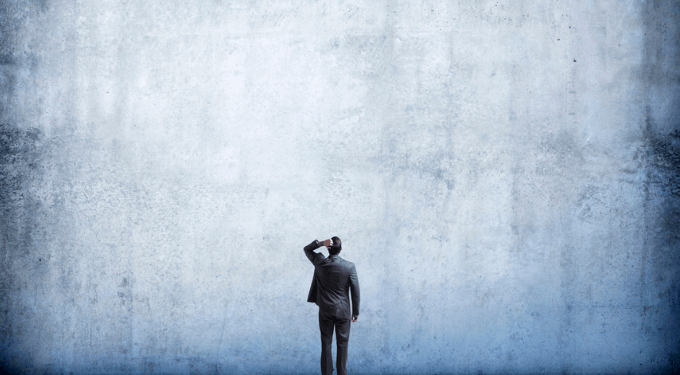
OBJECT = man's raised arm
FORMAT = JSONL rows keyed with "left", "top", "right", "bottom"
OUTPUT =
{"left": 304, "top": 240, "right": 323, "bottom": 264}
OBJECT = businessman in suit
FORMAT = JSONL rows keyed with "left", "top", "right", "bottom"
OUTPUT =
{"left": 304, "top": 236, "right": 360, "bottom": 375}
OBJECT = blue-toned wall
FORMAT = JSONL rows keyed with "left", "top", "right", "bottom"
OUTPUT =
{"left": 1, "top": 0, "right": 679, "bottom": 374}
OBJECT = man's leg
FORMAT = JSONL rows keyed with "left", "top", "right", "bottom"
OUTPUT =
{"left": 319, "top": 311, "right": 335, "bottom": 375}
{"left": 335, "top": 317, "right": 351, "bottom": 375}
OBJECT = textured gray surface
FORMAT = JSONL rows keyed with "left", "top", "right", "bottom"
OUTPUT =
{"left": 1, "top": 0, "right": 679, "bottom": 374}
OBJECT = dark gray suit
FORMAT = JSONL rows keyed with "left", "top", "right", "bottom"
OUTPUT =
{"left": 304, "top": 240, "right": 360, "bottom": 375}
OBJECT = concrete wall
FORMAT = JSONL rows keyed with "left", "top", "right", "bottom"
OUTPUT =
{"left": 1, "top": 0, "right": 678, "bottom": 374}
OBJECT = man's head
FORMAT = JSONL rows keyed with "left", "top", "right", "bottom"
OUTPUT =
{"left": 328, "top": 236, "right": 342, "bottom": 255}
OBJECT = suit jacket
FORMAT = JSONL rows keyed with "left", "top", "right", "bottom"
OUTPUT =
{"left": 304, "top": 240, "right": 360, "bottom": 320}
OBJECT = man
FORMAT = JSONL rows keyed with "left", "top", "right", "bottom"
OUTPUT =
{"left": 304, "top": 236, "right": 360, "bottom": 375}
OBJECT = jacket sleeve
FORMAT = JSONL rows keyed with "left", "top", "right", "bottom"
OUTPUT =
{"left": 349, "top": 264, "right": 360, "bottom": 317}
{"left": 304, "top": 240, "right": 322, "bottom": 264}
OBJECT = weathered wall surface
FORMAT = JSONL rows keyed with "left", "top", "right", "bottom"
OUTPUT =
{"left": 1, "top": 0, "right": 678, "bottom": 374}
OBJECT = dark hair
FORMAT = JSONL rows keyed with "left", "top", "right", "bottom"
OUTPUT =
{"left": 329, "top": 236, "right": 342, "bottom": 255}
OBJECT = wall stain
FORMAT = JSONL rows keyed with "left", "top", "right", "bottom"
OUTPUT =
{"left": 641, "top": 0, "right": 680, "bottom": 372}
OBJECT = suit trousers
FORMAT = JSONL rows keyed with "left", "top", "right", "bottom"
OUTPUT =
{"left": 319, "top": 310, "right": 351, "bottom": 375}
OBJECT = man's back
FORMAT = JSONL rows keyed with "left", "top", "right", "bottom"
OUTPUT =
{"left": 311, "top": 254, "right": 359, "bottom": 319}
{"left": 304, "top": 240, "right": 360, "bottom": 320}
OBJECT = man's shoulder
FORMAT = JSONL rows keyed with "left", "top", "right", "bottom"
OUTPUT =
{"left": 339, "top": 257, "right": 356, "bottom": 268}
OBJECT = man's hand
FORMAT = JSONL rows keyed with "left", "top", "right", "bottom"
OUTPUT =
{"left": 321, "top": 239, "right": 331, "bottom": 247}
{"left": 351, "top": 315, "right": 358, "bottom": 322}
